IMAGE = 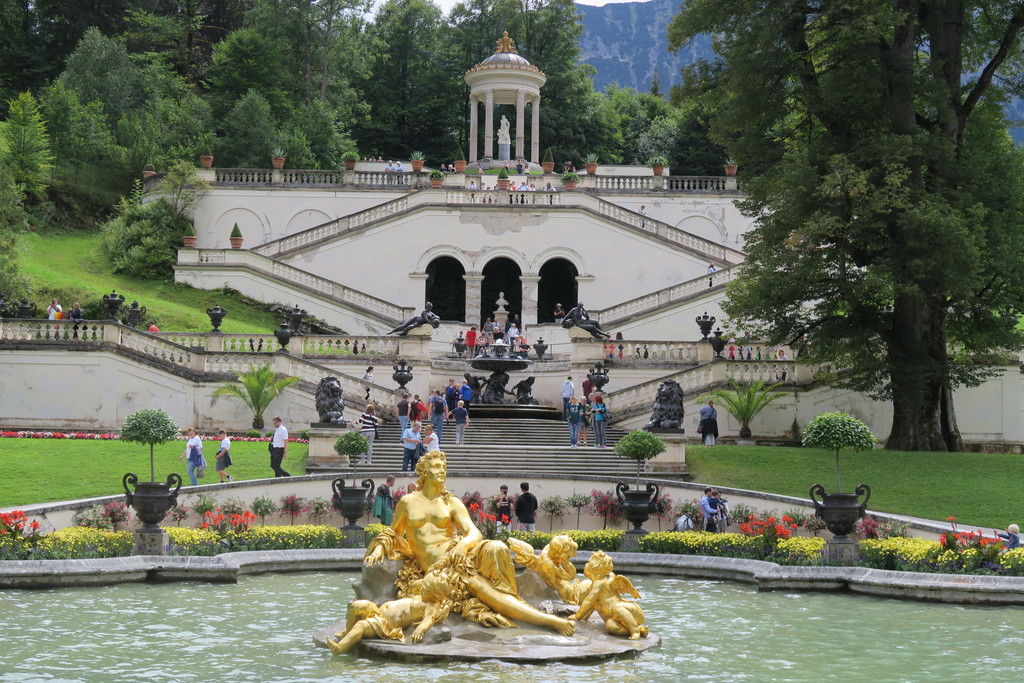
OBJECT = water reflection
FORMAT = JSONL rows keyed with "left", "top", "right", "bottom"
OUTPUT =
{"left": 2, "top": 573, "right": 1024, "bottom": 682}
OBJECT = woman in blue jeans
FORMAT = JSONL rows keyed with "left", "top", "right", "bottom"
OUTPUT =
{"left": 592, "top": 395, "right": 608, "bottom": 447}
{"left": 566, "top": 396, "right": 582, "bottom": 446}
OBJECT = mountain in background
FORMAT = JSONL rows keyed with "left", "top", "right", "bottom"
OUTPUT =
{"left": 577, "top": 0, "right": 1024, "bottom": 142}
{"left": 577, "top": 0, "right": 706, "bottom": 93}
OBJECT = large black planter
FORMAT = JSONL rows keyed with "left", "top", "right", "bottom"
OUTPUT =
{"left": 809, "top": 484, "right": 871, "bottom": 541}
{"left": 392, "top": 359, "right": 413, "bottom": 391}
{"left": 332, "top": 477, "right": 375, "bottom": 530}
{"left": 616, "top": 482, "right": 660, "bottom": 535}
{"left": 123, "top": 473, "right": 183, "bottom": 532}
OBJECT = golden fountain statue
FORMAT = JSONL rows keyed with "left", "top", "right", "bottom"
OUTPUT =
{"left": 322, "top": 449, "right": 656, "bottom": 660}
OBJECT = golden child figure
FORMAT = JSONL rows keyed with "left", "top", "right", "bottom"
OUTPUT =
{"left": 568, "top": 551, "right": 648, "bottom": 640}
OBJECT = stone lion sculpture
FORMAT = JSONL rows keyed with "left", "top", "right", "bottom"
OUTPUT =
{"left": 315, "top": 376, "right": 347, "bottom": 424}
{"left": 643, "top": 379, "right": 684, "bottom": 430}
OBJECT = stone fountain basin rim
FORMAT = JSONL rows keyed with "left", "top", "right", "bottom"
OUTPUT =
{"left": 5, "top": 548, "right": 1024, "bottom": 606}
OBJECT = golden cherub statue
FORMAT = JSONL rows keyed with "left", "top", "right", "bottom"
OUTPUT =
{"left": 364, "top": 449, "right": 574, "bottom": 636}
{"left": 509, "top": 533, "right": 589, "bottom": 605}
{"left": 569, "top": 551, "right": 648, "bottom": 640}
{"left": 327, "top": 573, "right": 452, "bottom": 655}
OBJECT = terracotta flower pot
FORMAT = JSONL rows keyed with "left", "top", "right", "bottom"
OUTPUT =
{"left": 724, "top": 164, "right": 738, "bottom": 176}
{"left": 411, "top": 160, "right": 424, "bottom": 172}
{"left": 454, "top": 160, "right": 467, "bottom": 173}
{"left": 497, "top": 178, "right": 511, "bottom": 190}
{"left": 183, "top": 235, "right": 198, "bottom": 248}
{"left": 199, "top": 155, "right": 213, "bottom": 168}
{"left": 585, "top": 163, "right": 598, "bottom": 175}
{"left": 652, "top": 165, "right": 665, "bottom": 176}
{"left": 271, "top": 156, "right": 285, "bottom": 169}
{"left": 344, "top": 160, "right": 356, "bottom": 170}
{"left": 563, "top": 181, "right": 577, "bottom": 190}
{"left": 542, "top": 161, "right": 555, "bottom": 173}
{"left": 430, "top": 178, "right": 444, "bottom": 188}
{"left": 229, "top": 236, "right": 244, "bottom": 249}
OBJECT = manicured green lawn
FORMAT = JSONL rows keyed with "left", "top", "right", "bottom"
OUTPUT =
{"left": 16, "top": 233, "right": 281, "bottom": 333}
{"left": 0, "top": 440, "right": 308, "bottom": 507}
{"left": 685, "top": 445, "right": 1020, "bottom": 530}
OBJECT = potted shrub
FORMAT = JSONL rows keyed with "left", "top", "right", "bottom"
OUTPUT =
{"left": 613, "top": 430, "right": 666, "bottom": 534}
{"left": 542, "top": 147, "right": 555, "bottom": 174}
{"left": 198, "top": 132, "right": 214, "bottom": 168}
{"left": 584, "top": 153, "right": 599, "bottom": 175}
{"left": 410, "top": 150, "right": 426, "bottom": 172}
{"left": 119, "top": 409, "right": 183, "bottom": 533}
{"left": 142, "top": 164, "right": 156, "bottom": 178}
{"left": 183, "top": 224, "right": 197, "bottom": 248}
{"left": 561, "top": 171, "right": 580, "bottom": 190}
{"left": 454, "top": 145, "right": 467, "bottom": 173}
{"left": 705, "top": 378, "right": 785, "bottom": 443}
{"left": 229, "top": 223, "right": 244, "bottom": 249}
{"left": 649, "top": 156, "right": 668, "bottom": 176}
{"left": 331, "top": 431, "right": 374, "bottom": 530}
{"left": 271, "top": 147, "right": 286, "bottom": 169}
{"left": 724, "top": 159, "right": 738, "bottom": 176}
{"left": 429, "top": 168, "right": 445, "bottom": 188}
{"left": 497, "top": 166, "right": 511, "bottom": 190}
{"left": 342, "top": 152, "right": 359, "bottom": 171}
{"left": 804, "top": 412, "right": 877, "bottom": 541}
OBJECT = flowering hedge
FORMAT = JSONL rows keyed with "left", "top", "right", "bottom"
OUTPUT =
{"left": 0, "top": 431, "right": 308, "bottom": 443}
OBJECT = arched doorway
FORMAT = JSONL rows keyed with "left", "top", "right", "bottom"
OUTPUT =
{"left": 537, "top": 258, "right": 578, "bottom": 322}
{"left": 480, "top": 257, "right": 522, "bottom": 326}
{"left": 425, "top": 256, "right": 466, "bottom": 321}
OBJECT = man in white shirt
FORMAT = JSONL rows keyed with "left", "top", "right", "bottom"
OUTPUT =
{"left": 215, "top": 429, "right": 233, "bottom": 483}
{"left": 270, "top": 416, "right": 291, "bottom": 477}
{"left": 561, "top": 376, "right": 575, "bottom": 420}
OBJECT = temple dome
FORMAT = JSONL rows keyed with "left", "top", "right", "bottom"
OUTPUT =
{"left": 481, "top": 52, "right": 532, "bottom": 67}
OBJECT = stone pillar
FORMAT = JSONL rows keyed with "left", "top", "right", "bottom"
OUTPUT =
{"left": 484, "top": 89, "right": 494, "bottom": 160}
{"left": 648, "top": 431, "right": 687, "bottom": 473}
{"left": 520, "top": 275, "right": 541, "bottom": 327}
{"left": 469, "top": 96, "right": 479, "bottom": 163}
{"left": 531, "top": 95, "right": 541, "bottom": 164}
{"left": 515, "top": 89, "right": 526, "bottom": 160}
{"left": 464, "top": 273, "right": 484, "bottom": 326}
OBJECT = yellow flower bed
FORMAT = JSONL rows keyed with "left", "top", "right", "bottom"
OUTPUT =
{"left": 166, "top": 527, "right": 222, "bottom": 555}
{"left": 860, "top": 536, "right": 939, "bottom": 569}
{"left": 234, "top": 524, "right": 345, "bottom": 550}
{"left": 777, "top": 536, "right": 826, "bottom": 560}
{"left": 37, "top": 527, "right": 133, "bottom": 558}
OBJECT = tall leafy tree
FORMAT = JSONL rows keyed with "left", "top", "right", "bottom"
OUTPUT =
{"left": 61, "top": 28, "right": 147, "bottom": 124}
{"left": 0, "top": 161, "right": 30, "bottom": 297}
{"left": 218, "top": 89, "right": 281, "bottom": 166}
{"left": 2, "top": 92, "right": 54, "bottom": 199}
{"left": 668, "top": 1, "right": 1024, "bottom": 451}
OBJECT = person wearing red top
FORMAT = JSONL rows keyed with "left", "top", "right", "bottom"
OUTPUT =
{"left": 465, "top": 326, "right": 477, "bottom": 352}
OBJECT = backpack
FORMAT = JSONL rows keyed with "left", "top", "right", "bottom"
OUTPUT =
{"left": 409, "top": 403, "right": 420, "bottom": 420}
{"left": 431, "top": 396, "right": 445, "bottom": 415}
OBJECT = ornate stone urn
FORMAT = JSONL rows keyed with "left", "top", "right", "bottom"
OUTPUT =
{"left": 392, "top": 359, "right": 413, "bottom": 391}
{"left": 274, "top": 320, "right": 293, "bottom": 351}
{"left": 709, "top": 328, "right": 727, "bottom": 358}
{"left": 695, "top": 312, "right": 716, "bottom": 340}
{"left": 17, "top": 298, "right": 36, "bottom": 318}
{"left": 588, "top": 361, "right": 610, "bottom": 394}
{"left": 332, "top": 477, "right": 375, "bottom": 530}
{"left": 288, "top": 305, "right": 307, "bottom": 334}
{"left": 123, "top": 472, "right": 182, "bottom": 532}
{"left": 616, "top": 482, "right": 660, "bottom": 535}
{"left": 810, "top": 484, "right": 871, "bottom": 541}
{"left": 206, "top": 304, "right": 227, "bottom": 331}
{"left": 125, "top": 301, "right": 147, "bottom": 328}
{"left": 103, "top": 290, "right": 125, "bottom": 320}
{"left": 533, "top": 337, "right": 548, "bottom": 359}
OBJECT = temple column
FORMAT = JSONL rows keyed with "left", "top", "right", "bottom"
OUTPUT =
{"left": 469, "top": 96, "right": 478, "bottom": 163}
{"left": 515, "top": 89, "right": 526, "bottom": 160}
{"left": 530, "top": 95, "right": 541, "bottom": 164}
{"left": 519, "top": 275, "right": 541, "bottom": 327}
{"left": 464, "top": 273, "right": 485, "bottom": 326}
{"left": 484, "top": 89, "right": 494, "bottom": 159}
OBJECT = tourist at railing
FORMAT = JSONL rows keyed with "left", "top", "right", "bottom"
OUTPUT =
{"left": 592, "top": 394, "right": 609, "bottom": 447}
{"left": 362, "top": 366, "right": 373, "bottom": 400}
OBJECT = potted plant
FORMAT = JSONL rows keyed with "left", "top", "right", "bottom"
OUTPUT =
{"left": 542, "top": 147, "right": 555, "bottom": 174}
{"left": 410, "top": 150, "right": 426, "bottom": 172}
{"left": 724, "top": 159, "right": 738, "bottom": 176}
{"left": 561, "top": 171, "right": 579, "bottom": 190}
{"left": 331, "top": 431, "right": 374, "bottom": 530}
{"left": 649, "top": 156, "right": 668, "bottom": 176}
{"left": 613, "top": 430, "right": 666, "bottom": 534}
{"left": 183, "top": 224, "right": 197, "bottom": 248}
{"left": 342, "top": 152, "right": 359, "bottom": 171}
{"left": 429, "top": 168, "right": 445, "bottom": 188}
{"left": 454, "top": 145, "right": 467, "bottom": 173}
{"left": 804, "top": 412, "right": 877, "bottom": 542}
{"left": 142, "top": 164, "right": 156, "bottom": 178}
{"left": 229, "top": 223, "right": 244, "bottom": 249}
{"left": 584, "top": 153, "right": 599, "bottom": 175}
{"left": 705, "top": 378, "right": 785, "bottom": 443}
{"left": 271, "top": 147, "right": 286, "bottom": 169}
{"left": 497, "top": 166, "right": 511, "bottom": 190}
{"left": 119, "top": 409, "right": 183, "bottom": 533}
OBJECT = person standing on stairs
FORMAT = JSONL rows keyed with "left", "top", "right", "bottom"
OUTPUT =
{"left": 429, "top": 390, "right": 449, "bottom": 443}
{"left": 452, "top": 400, "right": 469, "bottom": 445}
{"left": 396, "top": 393, "right": 411, "bottom": 443}
{"left": 561, "top": 376, "right": 575, "bottom": 420}
{"left": 592, "top": 394, "right": 609, "bottom": 447}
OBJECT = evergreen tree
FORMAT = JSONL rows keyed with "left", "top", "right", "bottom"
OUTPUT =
{"left": 669, "top": 0, "right": 1024, "bottom": 451}
{"left": 218, "top": 89, "right": 281, "bottom": 167}
{"left": 0, "top": 161, "right": 30, "bottom": 297}
{"left": 2, "top": 92, "right": 54, "bottom": 199}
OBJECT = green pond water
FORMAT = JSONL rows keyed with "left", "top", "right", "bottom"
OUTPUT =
{"left": 2, "top": 571, "right": 1023, "bottom": 682}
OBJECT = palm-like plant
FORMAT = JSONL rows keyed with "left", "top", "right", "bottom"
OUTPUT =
{"left": 707, "top": 378, "right": 785, "bottom": 439}
{"left": 211, "top": 364, "right": 299, "bottom": 429}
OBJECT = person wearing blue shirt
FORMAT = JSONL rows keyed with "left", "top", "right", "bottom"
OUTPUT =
{"left": 996, "top": 523, "right": 1021, "bottom": 549}
{"left": 401, "top": 422, "right": 422, "bottom": 473}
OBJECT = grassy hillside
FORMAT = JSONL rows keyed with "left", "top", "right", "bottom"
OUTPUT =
{"left": 17, "top": 232, "right": 281, "bottom": 332}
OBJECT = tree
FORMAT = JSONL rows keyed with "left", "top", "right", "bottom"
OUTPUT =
{"left": 612, "top": 429, "right": 666, "bottom": 487}
{"left": 61, "top": 28, "right": 146, "bottom": 123}
{"left": 211, "top": 364, "right": 299, "bottom": 430}
{"left": 218, "top": 89, "right": 281, "bottom": 167}
{"left": 0, "top": 161, "right": 29, "bottom": 297}
{"left": 802, "top": 412, "right": 877, "bottom": 493}
{"left": 705, "top": 379, "right": 785, "bottom": 439}
{"left": 120, "top": 408, "right": 181, "bottom": 482}
{"left": 669, "top": 1, "right": 1024, "bottom": 452}
{"left": 2, "top": 92, "right": 53, "bottom": 199}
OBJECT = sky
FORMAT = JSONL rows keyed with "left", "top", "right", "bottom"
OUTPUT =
{"left": 429, "top": 0, "right": 640, "bottom": 16}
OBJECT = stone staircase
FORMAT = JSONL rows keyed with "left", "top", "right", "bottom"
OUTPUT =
{"left": 305, "top": 417, "right": 641, "bottom": 477}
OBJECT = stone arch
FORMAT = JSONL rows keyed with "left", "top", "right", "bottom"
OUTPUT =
{"left": 208, "top": 207, "right": 271, "bottom": 247}
{"left": 537, "top": 258, "right": 579, "bottom": 323}
{"left": 414, "top": 246, "right": 474, "bottom": 274}
{"left": 676, "top": 214, "right": 728, "bottom": 242}
{"left": 284, "top": 207, "right": 334, "bottom": 235}
{"left": 480, "top": 257, "right": 523, "bottom": 326}
{"left": 471, "top": 245, "right": 528, "bottom": 274}
{"left": 529, "top": 246, "right": 586, "bottom": 275}
{"left": 425, "top": 256, "right": 467, "bottom": 322}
